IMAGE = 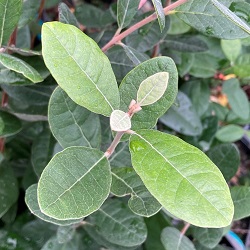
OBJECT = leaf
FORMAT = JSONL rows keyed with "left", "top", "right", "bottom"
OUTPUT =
{"left": 0, "top": 110, "right": 22, "bottom": 137}
{"left": 0, "top": 0, "right": 22, "bottom": 46}
{"left": 233, "top": 54, "right": 250, "bottom": 78}
{"left": 152, "top": 0, "right": 165, "bottom": 31}
{"left": 86, "top": 199, "right": 147, "bottom": 247}
{"left": 221, "top": 39, "right": 241, "bottom": 63}
{"left": 206, "top": 144, "right": 240, "bottom": 182}
{"left": 111, "top": 167, "right": 161, "bottom": 217}
{"left": 42, "top": 22, "right": 120, "bottom": 116}
{"left": 37, "top": 146, "right": 111, "bottom": 220}
{"left": 0, "top": 165, "right": 18, "bottom": 218}
{"left": 58, "top": 3, "right": 79, "bottom": 28}
{"left": 129, "top": 129, "right": 234, "bottom": 227}
{"left": 117, "top": 0, "right": 140, "bottom": 29}
{"left": 109, "top": 142, "right": 132, "bottom": 167}
{"left": 222, "top": 78, "right": 249, "bottom": 120}
{"left": 0, "top": 54, "right": 43, "bottom": 83}
{"left": 48, "top": 87, "right": 101, "bottom": 148}
{"left": 119, "top": 57, "right": 178, "bottom": 132}
{"left": 161, "top": 227, "right": 196, "bottom": 250}
{"left": 231, "top": 186, "right": 250, "bottom": 220}
{"left": 167, "top": 14, "right": 191, "bottom": 35}
{"left": 110, "top": 110, "right": 131, "bottom": 132}
{"left": 57, "top": 225, "right": 75, "bottom": 244}
{"left": 193, "top": 227, "right": 224, "bottom": 249}
{"left": 25, "top": 184, "right": 81, "bottom": 226}
{"left": 137, "top": 72, "right": 169, "bottom": 106}
{"left": 215, "top": 125, "right": 244, "bottom": 142}
{"left": 176, "top": 0, "right": 250, "bottom": 39}
{"left": 159, "top": 91, "right": 202, "bottom": 136}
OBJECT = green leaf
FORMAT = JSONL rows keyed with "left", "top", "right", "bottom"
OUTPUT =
{"left": 221, "top": 39, "right": 241, "bottom": 63}
{"left": 161, "top": 227, "right": 196, "bottom": 250}
{"left": 111, "top": 167, "right": 161, "bottom": 217}
{"left": 160, "top": 91, "right": 202, "bottom": 136}
{"left": 48, "top": 87, "right": 101, "bottom": 148}
{"left": 152, "top": 0, "right": 165, "bottom": 31}
{"left": 176, "top": 0, "right": 250, "bottom": 39}
{"left": 37, "top": 146, "right": 111, "bottom": 220}
{"left": 110, "top": 110, "right": 131, "bottom": 132}
{"left": 86, "top": 199, "right": 147, "bottom": 247}
{"left": 229, "top": 2, "right": 250, "bottom": 27}
{"left": 167, "top": 14, "right": 191, "bottom": 35}
{"left": 25, "top": 184, "right": 81, "bottom": 226}
{"left": 231, "top": 186, "right": 250, "bottom": 220}
{"left": 58, "top": 3, "right": 79, "bottom": 28}
{"left": 0, "top": 0, "right": 22, "bottom": 46}
{"left": 119, "top": 57, "right": 178, "bottom": 132}
{"left": 233, "top": 54, "right": 250, "bottom": 78}
{"left": 0, "top": 54, "right": 43, "bottom": 83}
{"left": 137, "top": 72, "right": 169, "bottom": 106}
{"left": 57, "top": 225, "right": 75, "bottom": 244}
{"left": 0, "top": 165, "right": 18, "bottom": 218}
{"left": 0, "top": 110, "right": 22, "bottom": 137}
{"left": 129, "top": 129, "right": 234, "bottom": 227}
{"left": 42, "top": 22, "right": 120, "bottom": 116}
{"left": 117, "top": 0, "right": 140, "bottom": 29}
{"left": 31, "top": 128, "right": 56, "bottom": 177}
{"left": 207, "top": 144, "right": 240, "bottom": 182}
{"left": 109, "top": 142, "right": 132, "bottom": 167}
{"left": 222, "top": 78, "right": 249, "bottom": 120}
{"left": 193, "top": 227, "right": 224, "bottom": 249}
{"left": 216, "top": 125, "right": 244, "bottom": 142}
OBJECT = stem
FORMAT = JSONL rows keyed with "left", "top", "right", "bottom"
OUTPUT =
{"left": 105, "top": 131, "right": 125, "bottom": 158}
{"left": 166, "top": 0, "right": 172, "bottom": 6}
{"left": 101, "top": 0, "right": 188, "bottom": 52}
{"left": 181, "top": 223, "right": 190, "bottom": 235}
{"left": 37, "top": 0, "right": 46, "bottom": 20}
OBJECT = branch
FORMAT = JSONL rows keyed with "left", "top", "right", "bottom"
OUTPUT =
{"left": 101, "top": 0, "right": 188, "bottom": 52}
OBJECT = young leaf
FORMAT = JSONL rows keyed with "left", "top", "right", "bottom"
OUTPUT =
{"left": 176, "top": 0, "right": 250, "bottom": 39}
{"left": 215, "top": 125, "right": 245, "bottom": 142}
{"left": 48, "top": 87, "right": 101, "bottom": 149}
{"left": 110, "top": 110, "right": 131, "bottom": 132}
{"left": 117, "top": 0, "right": 140, "bottom": 30}
{"left": 129, "top": 129, "right": 234, "bottom": 227}
{"left": 221, "top": 39, "right": 241, "bottom": 63}
{"left": 137, "top": 72, "right": 169, "bottom": 106}
{"left": 0, "top": 54, "right": 43, "bottom": 83}
{"left": 152, "top": 0, "right": 165, "bottom": 32}
{"left": 119, "top": 57, "right": 178, "bottom": 132}
{"left": 42, "top": 22, "right": 120, "bottom": 116}
{"left": 111, "top": 167, "right": 162, "bottom": 217}
{"left": 0, "top": 0, "right": 22, "bottom": 47}
{"left": 86, "top": 199, "right": 147, "bottom": 247}
{"left": 25, "top": 184, "right": 82, "bottom": 226}
{"left": 58, "top": 3, "right": 79, "bottom": 28}
{"left": 37, "top": 146, "right": 111, "bottom": 220}
{"left": 161, "top": 227, "right": 196, "bottom": 250}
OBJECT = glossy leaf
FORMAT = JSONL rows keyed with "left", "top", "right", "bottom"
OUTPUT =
{"left": 37, "top": 146, "right": 111, "bottom": 220}
{"left": 111, "top": 167, "right": 161, "bottom": 217}
{"left": 207, "top": 144, "right": 240, "bottom": 182}
{"left": 42, "top": 22, "right": 120, "bottom": 116}
{"left": 231, "top": 186, "right": 250, "bottom": 220}
{"left": 58, "top": 3, "right": 79, "bottom": 27}
{"left": 215, "top": 125, "right": 244, "bottom": 142}
{"left": 117, "top": 0, "right": 140, "bottom": 29}
{"left": 234, "top": 54, "right": 250, "bottom": 78}
{"left": 48, "top": 87, "right": 101, "bottom": 148}
{"left": 0, "top": 110, "right": 22, "bottom": 137}
{"left": 152, "top": 0, "right": 165, "bottom": 31}
{"left": 222, "top": 78, "right": 249, "bottom": 120}
{"left": 160, "top": 91, "right": 202, "bottom": 136}
{"left": 129, "top": 129, "right": 234, "bottom": 227}
{"left": 25, "top": 184, "right": 81, "bottom": 226}
{"left": 0, "top": 54, "right": 43, "bottom": 83}
{"left": 110, "top": 110, "right": 131, "bottom": 131}
{"left": 137, "top": 72, "right": 169, "bottom": 106}
{"left": 176, "top": 0, "right": 250, "bottom": 39}
{"left": 119, "top": 57, "right": 178, "bottom": 132}
{"left": 161, "top": 227, "right": 196, "bottom": 250}
{"left": 221, "top": 39, "right": 241, "bottom": 63}
{"left": 87, "top": 199, "right": 147, "bottom": 247}
{"left": 0, "top": 165, "right": 18, "bottom": 218}
{"left": 0, "top": 0, "right": 22, "bottom": 46}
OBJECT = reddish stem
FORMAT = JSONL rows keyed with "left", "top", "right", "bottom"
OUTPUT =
{"left": 181, "top": 223, "right": 190, "bottom": 235}
{"left": 37, "top": 0, "right": 46, "bottom": 20}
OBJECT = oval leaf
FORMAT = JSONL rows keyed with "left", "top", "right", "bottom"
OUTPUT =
{"left": 25, "top": 184, "right": 81, "bottom": 226}
{"left": 137, "top": 72, "right": 169, "bottom": 106}
{"left": 215, "top": 124, "right": 244, "bottom": 142}
{"left": 129, "top": 129, "right": 234, "bottom": 227}
{"left": 42, "top": 22, "right": 120, "bottom": 116}
{"left": 110, "top": 110, "right": 131, "bottom": 131}
{"left": 37, "top": 146, "right": 111, "bottom": 220}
